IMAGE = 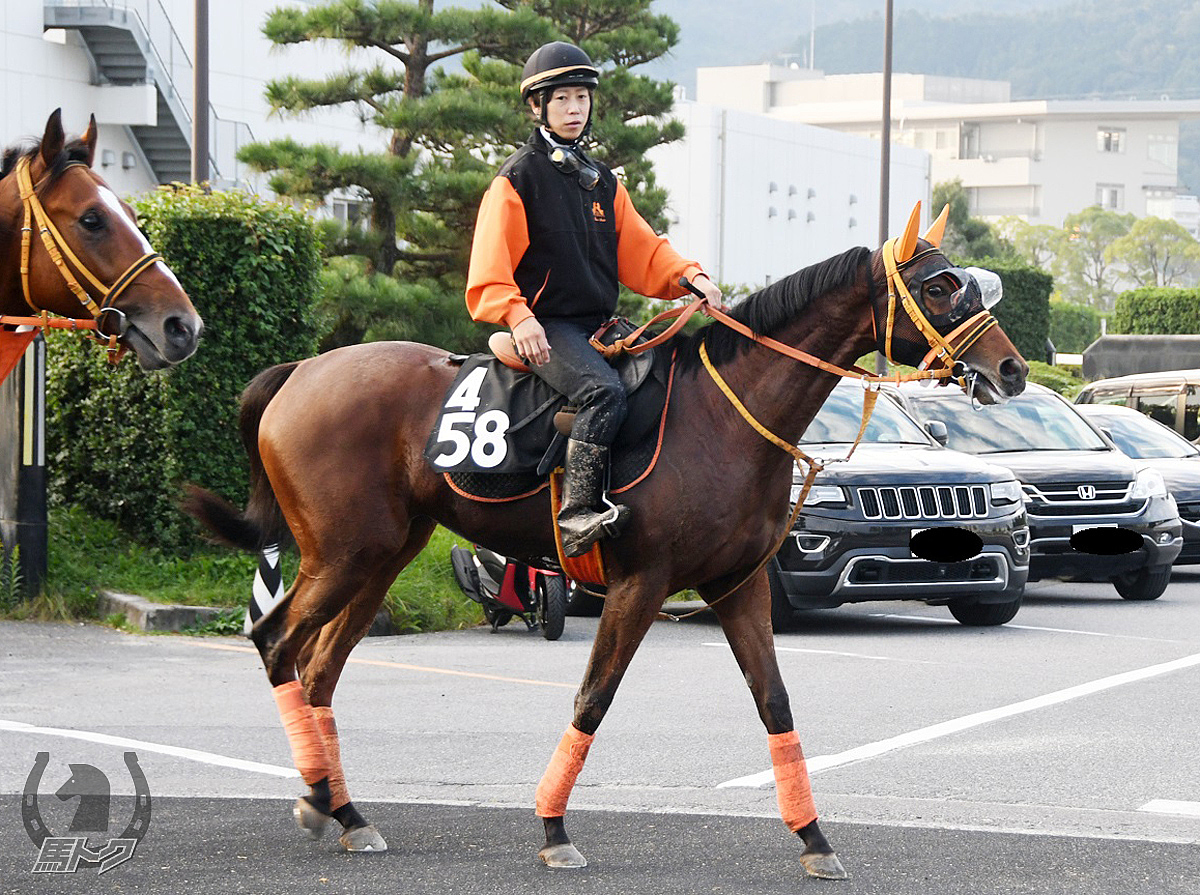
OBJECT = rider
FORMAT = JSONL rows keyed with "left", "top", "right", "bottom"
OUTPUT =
{"left": 466, "top": 40, "right": 723, "bottom": 558}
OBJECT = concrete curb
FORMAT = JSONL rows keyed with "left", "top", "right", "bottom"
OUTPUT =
{"left": 97, "top": 590, "right": 228, "bottom": 633}
{"left": 97, "top": 589, "right": 397, "bottom": 636}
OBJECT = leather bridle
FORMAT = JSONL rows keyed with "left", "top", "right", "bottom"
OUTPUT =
{"left": 13, "top": 155, "right": 162, "bottom": 361}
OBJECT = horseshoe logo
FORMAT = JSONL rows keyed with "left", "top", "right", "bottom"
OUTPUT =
{"left": 22, "top": 751, "right": 152, "bottom": 849}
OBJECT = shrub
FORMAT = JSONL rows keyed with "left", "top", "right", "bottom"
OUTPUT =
{"left": 45, "top": 187, "right": 321, "bottom": 551}
{"left": 1110, "top": 287, "right": 1200, "bottom": 334}
{"left": 1049, "top": 301, "right": 1102, "bottom": 353}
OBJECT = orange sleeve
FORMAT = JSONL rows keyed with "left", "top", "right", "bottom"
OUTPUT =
{"left": 465, "top": 177, "right": 535, "bottom": 328}
{"left": 613, "top": 180, "right": 705, "bottom": 299}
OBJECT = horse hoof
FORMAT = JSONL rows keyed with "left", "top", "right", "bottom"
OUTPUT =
{"left": 799, "top": 851, "right": 848, "bottom": 880}
{"left": 340, "top": 824, "right": 388, "bottom": 853}
{"left": 539, "top": 842, "right": 587, "bottom": 868}
{"left": 293, "top": 797, "right": 329, "bottom": 840}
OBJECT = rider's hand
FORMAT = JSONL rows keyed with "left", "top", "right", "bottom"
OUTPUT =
{"left": 691, "top": 273, "right": 726, "bottom": 314}
{"left": 512, "top": 316, "right": 551, "bottom": 366}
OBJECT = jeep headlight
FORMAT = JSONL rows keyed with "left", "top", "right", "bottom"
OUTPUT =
{"left": 790, "top": 483, "right": 847, "bottom": 506}
{"left": 1130, "top": 468, "right": 1167, "bottom": 499}
{"left": 989, "top": 480, "right": 1023, "bottom": 506}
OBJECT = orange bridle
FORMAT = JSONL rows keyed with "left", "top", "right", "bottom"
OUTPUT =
{"left": 13, "top": 155, "right": 161, "bottom": 361}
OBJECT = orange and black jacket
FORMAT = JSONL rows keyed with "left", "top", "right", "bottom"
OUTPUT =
{"left": 466, "top": 130, "right": 705, "bottom": 330}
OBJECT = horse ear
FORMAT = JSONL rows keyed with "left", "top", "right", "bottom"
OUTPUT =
{"left": 923, "top": 203, "right": 949, "bottom": 248}
{"left": 895, "top": 201, "right": 922, "bottom": 264}
{"left": 81, "top": 114, "right": 98, "bottom": 167}
{"left": 40, "top": 108, "right": 66, "bottom": 170}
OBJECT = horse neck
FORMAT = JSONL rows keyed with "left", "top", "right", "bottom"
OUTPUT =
{"left": 0, "top": 177, "right": 28, "bottom": 313}
{"left": 712, "top": 281, "right": 878, "bottom": 450}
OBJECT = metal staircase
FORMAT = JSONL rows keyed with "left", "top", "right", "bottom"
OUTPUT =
{"left": 44, "top": 1, "right": 252, "bottom": 186}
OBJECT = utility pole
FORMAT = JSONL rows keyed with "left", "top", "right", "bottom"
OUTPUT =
{"left": 876, "top": 0, "right": 894, "bottom": 375}
{"left": 192, "top": 0, "right": 210, "bottom": 183}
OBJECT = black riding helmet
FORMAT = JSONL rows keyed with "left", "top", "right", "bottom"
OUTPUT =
{"left": 520, "top": 42, "right": 600, "bottom": 139}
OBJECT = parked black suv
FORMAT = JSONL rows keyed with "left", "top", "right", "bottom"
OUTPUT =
{"left": 891, "top": 382, "right": 1183, "bottom": 601}
{"left": 769, "top": 382, "right": 1029, "bottom": 630}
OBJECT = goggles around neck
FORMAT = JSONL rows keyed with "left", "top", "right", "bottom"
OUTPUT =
{"left": 547, "top": 145, "right": 599, "bottom": 190}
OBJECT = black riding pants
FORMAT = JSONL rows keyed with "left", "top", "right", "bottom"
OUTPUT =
{"left": 532, "top": 318, "right": 627, "bottom": 447}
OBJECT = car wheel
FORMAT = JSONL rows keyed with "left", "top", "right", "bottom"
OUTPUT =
{"left": 948, "top": 592, "right": 1022, "bottom": 626}
{"left": 1111, "top": 564, "right": 1172, "bottom": 601}
{"left": 768, "top": 562, "right": 795, "bottom": 633}
{"left": 538, "top": 575, "right": 566, "bottom": 641}
{"left": 565, "top": 581, "right": 605, "bottom": 616}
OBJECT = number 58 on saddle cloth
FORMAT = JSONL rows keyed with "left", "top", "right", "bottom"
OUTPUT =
{"left": 422, "top": 320, "right": 670, "bottom": 491}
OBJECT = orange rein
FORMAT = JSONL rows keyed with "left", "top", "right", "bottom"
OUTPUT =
{"left": 13, "top": 155, "right": 162, "bottom": 363}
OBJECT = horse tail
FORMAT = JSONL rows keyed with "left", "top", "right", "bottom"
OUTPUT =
{"left": 181, "top": 361, "right": 301, "bottom": 552}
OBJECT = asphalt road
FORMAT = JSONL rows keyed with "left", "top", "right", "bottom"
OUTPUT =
{"left": 3, "top": 570, "right": 1200, "bottom": 893}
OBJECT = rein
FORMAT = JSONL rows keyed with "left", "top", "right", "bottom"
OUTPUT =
{"left": 595, "top": 246, "right": 999, "bottom": 618}
{"left": 12, "top": 155, "right": 161, "bottom": 363}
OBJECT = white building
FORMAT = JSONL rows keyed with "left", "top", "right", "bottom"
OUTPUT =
{"left": 647, "top": 99, "right": 929, "bottom": 290}
{"left": 4, "top": 1, "right": 379, "bottom": 199}
{"left": 696, "top": 65, "right": 1200, "bottom": 229}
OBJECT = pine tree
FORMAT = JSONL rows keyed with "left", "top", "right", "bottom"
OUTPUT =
{"left": 239, "top": 0, "right": 685, "bottom": 351}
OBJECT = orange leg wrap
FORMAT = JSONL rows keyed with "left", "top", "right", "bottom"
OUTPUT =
{"left": 768, "top": 730, "right": 818, "bottom": 832}
{"left": 272, "top": 681, "right": 331, "bottom": 787}
{"left": 535, "top": 725, "right": 595, "bottom": 818}
{"left": 312, "top": 707, "right": 351, "bottom": 812}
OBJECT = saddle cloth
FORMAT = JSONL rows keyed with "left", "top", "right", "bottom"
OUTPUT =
{"left": 424, "top": 326, "right": 671, "bottom": 492}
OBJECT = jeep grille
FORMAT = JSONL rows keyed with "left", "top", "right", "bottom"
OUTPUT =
{"left": 857, "top": 485, "right": 988, "bottom": 520}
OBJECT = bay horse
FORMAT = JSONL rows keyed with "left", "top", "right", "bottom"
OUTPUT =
{"left": 0, "top": 109, "right": 202, "bottom": 368}
{"left": 183, "top": 203, "right": 1027, "bottom": 880}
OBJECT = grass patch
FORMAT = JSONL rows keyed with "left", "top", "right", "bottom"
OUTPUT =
{"left": 19, "top": 505, "right": 483, "bottom": 634}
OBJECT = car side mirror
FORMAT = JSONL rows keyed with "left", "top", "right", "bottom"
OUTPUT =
{"left": 924, "top": 420, "right": 949, "bottom": 446}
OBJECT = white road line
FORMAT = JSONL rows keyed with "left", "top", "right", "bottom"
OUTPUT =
{"left": 872, "top": 613, "right": 1186, "bottom": 642}
{"left": 718, "top": 652, "right": 1200, "bottom": 789}
{"left": 1140, "top": 800, "right": 1200, "bottom": 817}
{"left": 0, "top": 719, "right": 299, "bottom": 778}
{"left": 702, "top": 642, "right": 944, "bottom": 666}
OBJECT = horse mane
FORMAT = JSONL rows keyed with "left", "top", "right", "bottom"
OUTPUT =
{"left": 0, "top": 137, "right": 93, "bottom": 186}
{"left": 675, "top": 245, "right": 872, "bottom": 370}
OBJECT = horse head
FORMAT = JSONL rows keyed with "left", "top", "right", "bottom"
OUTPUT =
{"left": 0, "top": 109, "right": 203, "bottom": 369}
{"left": 872, "top": 201, "right": 1027, "bottom": 404}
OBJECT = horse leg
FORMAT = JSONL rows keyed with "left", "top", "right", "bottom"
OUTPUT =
{"left": 708, "top": 572, "right": 848, "bottom": 881}
{"left": 251, "top": 541, "right": 411, "bottom": 847}
{"left": 294, "top": 518, "right": 437, "bottom": 853}
{"left": 536, "top": 581, "right": 664, "bottom": 868}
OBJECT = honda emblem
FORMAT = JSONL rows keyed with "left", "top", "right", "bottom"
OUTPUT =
{"left": 1078, "top": 484, "right": 1096, "bottom": 500}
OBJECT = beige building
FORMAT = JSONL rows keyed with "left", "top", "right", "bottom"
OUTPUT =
{"left": 696, "top": 65, "right": 1200, "bottom": 228}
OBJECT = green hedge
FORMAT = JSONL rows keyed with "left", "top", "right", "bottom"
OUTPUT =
{"left": 46, "top": 187, "right": 321, "bottom": 551}
{"left": 974, "top": 261, "right": 1053, "bottom": 363}
{"left": 1110, "top": 287, "right": 1200, "bottom": 334}
{"left": 1048, "top": 301, "right": 1102, "bottom": 353}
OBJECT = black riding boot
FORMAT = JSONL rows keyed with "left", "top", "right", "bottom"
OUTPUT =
{"left": 558, "top": 439, "right": 630, "bottom": 558}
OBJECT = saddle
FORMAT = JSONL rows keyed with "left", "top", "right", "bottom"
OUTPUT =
{"left": 424, "top": 319, "right": 672, "bottom": 494}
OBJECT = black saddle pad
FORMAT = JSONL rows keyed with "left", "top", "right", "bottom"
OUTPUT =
{"left": 424, "top": 346, "right": 668, "bottom": 478}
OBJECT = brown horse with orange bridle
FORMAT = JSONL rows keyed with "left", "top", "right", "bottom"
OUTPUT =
{"left": 184, "top": 203, "right": 1027, "bottom": 880}
{"left": 0, "top": 110, "right": 202, "bottom": 368}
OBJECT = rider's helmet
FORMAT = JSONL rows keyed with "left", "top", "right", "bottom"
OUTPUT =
{"left": 520, "top": 42, "right": 599, "bottom": 137}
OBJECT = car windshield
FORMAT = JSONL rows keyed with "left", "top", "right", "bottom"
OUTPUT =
{"left": 801, "top": 386, "right": 931, "bottom": 445}
{"left": 1088, "top": 411, "right": 1200, "bottom": 459}
{"left": 904, "top": 390, "right": 1109, "bottom": 454}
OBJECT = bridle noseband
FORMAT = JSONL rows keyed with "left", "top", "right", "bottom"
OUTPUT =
{"left": 15, "top": 155, "right": 162, "bottom": 361}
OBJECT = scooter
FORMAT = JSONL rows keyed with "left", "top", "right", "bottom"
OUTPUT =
{"left": 450, "top": 544, "right": 567, "bottom": 640}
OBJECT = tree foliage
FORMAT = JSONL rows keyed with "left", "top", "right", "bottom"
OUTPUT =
{"left": 1106, "top": 216, "right": 1200, "bottom": 287}
{"left": 241, "top": 0, "right": 686, "bottom": 352}
{"left": 932, "top": 179, "right": 1009, "bottom": 261}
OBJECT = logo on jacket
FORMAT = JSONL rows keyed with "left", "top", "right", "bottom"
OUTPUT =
{"left": 592, "top": 202, "right": 606, "bottom": 222}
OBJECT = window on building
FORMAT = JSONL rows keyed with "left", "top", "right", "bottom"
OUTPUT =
{"left": 959, "top": 124, "right": 980, "bottom": 159}
{"left": 1148, "top": 133, "right": 1178, "bottom": 167}
{"left": 1095, "top": 183, "right": 1124, "bottom": 210}
{"left": 1097, "top": 127, "right": 1125, "bottom": 153}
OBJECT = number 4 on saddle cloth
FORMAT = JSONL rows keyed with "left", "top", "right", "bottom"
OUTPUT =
{"left": 423, "top": 318, "right": 672, "bottom": 504}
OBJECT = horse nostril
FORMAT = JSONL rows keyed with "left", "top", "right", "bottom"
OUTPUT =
{"left": 999, "top": 357, "right": 1025, "bottom": 383}
{"left": 164, "top": 316, "right": 195, "bottom": 348}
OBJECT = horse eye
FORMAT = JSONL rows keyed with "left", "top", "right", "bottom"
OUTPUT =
{"left": 80, "top": 210, "right": 106, "bottom": 232}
